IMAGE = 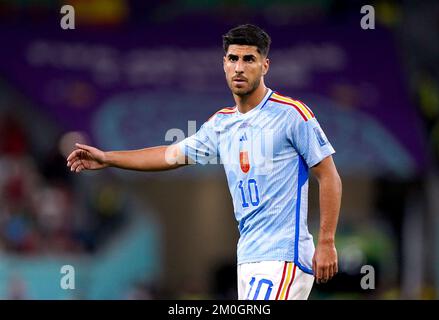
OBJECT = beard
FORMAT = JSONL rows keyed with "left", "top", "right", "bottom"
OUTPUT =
{"left": 229, "top": 76, "right": 261, "bottom": 97}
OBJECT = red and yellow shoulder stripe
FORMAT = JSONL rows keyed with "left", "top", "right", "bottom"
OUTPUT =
{"left": 207, "top": 106, "right": 236, "bottom": 121}
{"left": 269, "top": 92, "right": 314, "bottom": 121}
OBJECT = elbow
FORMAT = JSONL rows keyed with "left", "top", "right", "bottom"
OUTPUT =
{"left": 336, "top": 172, "right": 342, "bottom": 195}
{"left": 319, "top": 169, "right": 342, "bottom": 194}
{"left": 328, "top": 167, "right": 342, "bottom": 192}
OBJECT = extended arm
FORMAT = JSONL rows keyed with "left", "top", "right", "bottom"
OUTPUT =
{"left": 310, "top": 155, "right": 342, "bottom": 283}
{"left": 67, "top": 143, "right": 187, "bottom": 173}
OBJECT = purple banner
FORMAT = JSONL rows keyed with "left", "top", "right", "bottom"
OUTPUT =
{"left": 0, "top": 22, "right": 428, "bottom": 177}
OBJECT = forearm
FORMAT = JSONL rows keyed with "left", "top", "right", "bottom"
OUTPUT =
{"left": 317, "top": 173, "right": 342, "bottom": 244}
{"left": 104, "top": 145, "right": 185, "bottom": 171}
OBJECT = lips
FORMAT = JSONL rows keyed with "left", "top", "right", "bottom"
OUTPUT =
{"left": 232, "top": 77, "right": 247, "bottom": 82}
{"left": 233, "top": 78, "right": 247, "bottom": 84}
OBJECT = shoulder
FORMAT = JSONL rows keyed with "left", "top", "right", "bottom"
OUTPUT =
{"left": 207, "top": 106, "right": 237, "bottom": 122}
{"left": 267, "top": 91, "right": 315, "bottom": 123}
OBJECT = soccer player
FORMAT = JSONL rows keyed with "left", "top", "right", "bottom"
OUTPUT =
{"left": 66, "top": 24, "right": 342, "bottom": 300}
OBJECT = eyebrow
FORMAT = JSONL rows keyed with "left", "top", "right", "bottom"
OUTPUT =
{"left": 227, "top": 54, "right": 257, "bottom": 60}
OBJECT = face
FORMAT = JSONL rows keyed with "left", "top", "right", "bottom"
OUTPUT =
{"left": 223, "top": 45, "right": 269, "bottom": 97}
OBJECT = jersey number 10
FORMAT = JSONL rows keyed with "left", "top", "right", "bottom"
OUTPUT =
{"left": 238, "top": 179, "right": 260, "bottom": 208}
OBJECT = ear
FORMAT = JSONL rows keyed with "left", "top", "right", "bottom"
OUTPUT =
{"left": 262, "top": 58, "right": 270, "bottom": 76}
{"left": 223, "top": 56, "right": 226, "bottom": 73}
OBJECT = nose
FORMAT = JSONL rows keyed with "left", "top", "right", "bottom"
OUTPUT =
{"left": 235, "top": 59, "right": 244, "bottom": 74}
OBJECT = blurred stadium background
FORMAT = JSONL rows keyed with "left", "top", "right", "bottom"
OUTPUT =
{"left": 0, "top": 0, "right": 438, "bottom": 299}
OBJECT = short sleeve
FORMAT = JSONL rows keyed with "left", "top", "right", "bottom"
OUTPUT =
{"left": 287, "top": 112, "right": 335, "bottom": 168}
{"left": 177, "top": 121, "right": 219, "bottom": 165}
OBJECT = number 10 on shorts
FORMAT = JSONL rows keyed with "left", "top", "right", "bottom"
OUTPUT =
{"left": 247, "top": 277, "right": 273, "bottom": 300}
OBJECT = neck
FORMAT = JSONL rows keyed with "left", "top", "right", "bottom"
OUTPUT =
{"left": 234, "top": 82, "right": 268, "bottom": 114}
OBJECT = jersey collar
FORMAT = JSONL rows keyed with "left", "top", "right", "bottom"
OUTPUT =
{"left": 235, "top": 88, "right": 273, "bottom": 117}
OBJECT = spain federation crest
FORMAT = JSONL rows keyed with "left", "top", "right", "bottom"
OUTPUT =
{"left": 239, "top": 132, "right": 250, "bottom": 173}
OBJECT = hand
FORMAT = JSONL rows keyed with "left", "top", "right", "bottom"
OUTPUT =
{"left": 312, "top": 240, "right": 338, "bottom": 284}
{"left": 66, "top": 143, "right": 108, "bottom": 173}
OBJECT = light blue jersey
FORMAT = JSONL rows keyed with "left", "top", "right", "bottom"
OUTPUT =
{"left": 178, "top": 88, "right": 335, "bottom": 274}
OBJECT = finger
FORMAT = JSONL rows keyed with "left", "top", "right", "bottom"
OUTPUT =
{"left": 67, "top": 152, "right": 76, "bottom": 163}
{"left": 70, "top": 149, "right": 90, "bottom": 164}
{"left": 77, "top": 163, "right": 86, "bottom": 173}
{"left": 322, "top": 265, "right": 329, "bottom": 283}
{"left": 312, "top": 260, "right": 317, "bottom": 282}
{"left": 75, "top": 143, "right": 92, "bottom": 152}
{"left": 315, "top": 265, "right": 322, "bottom": 284}
{"left": 67, "top": 157, "right": 77, "bottom": 167}
{"left": 334, "top": 262, "right": 338, "bottom": 275}
{"left": 70, "top": 161, "right": 77, "bottom": 172}
{"left": 328, "top": 264, "right": 335, "bottom": 280}
{"left": 67, "top": 149, "right": 82, "bottom": 162}
{"left": 71, "top": 160, "right": 82, "bottom": 172}
{"left": 317, "top": 266, "right": 327, "bottom": 284}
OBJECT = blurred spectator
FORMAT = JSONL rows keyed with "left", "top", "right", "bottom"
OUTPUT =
{"left": 0, "top": 111, "right": 128, "bottom": 255}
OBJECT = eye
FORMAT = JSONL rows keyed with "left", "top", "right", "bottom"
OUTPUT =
{"left": 244, "top": 56, "right": 255, "bottom": 62}
{"left": 229, "top": 55, "right": 238, "bottom": 62}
